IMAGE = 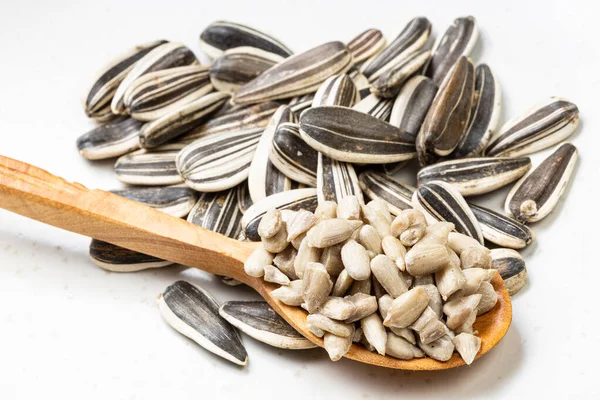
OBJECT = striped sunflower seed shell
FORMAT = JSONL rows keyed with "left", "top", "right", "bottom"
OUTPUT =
{"left": 76, "top": 116, "right": 142, "bottom": 160}
{"left": 412, "top": 180, "right": 484, "bottom": 243}
{"left": 158, "top": 281, "right": 248, "bottom": 365}
{"left": 84, "top": 40, "right": 167, "bottom": 121}
{"left": 233, "top": 41, "right": 352, "bottom": 105}
{"left": 490, "top": 249, "right": 527, "bottom": 295}
{"left": 358, "top": 171, "right": 415, "bottom": 215}
{"left": 469, "top": 203, "right": 534, "bottom": 249}
{"left": 485, "top": 97, "right": 579, "bottom": 158}
{"left": 317, "top": 152, "right": 364, "bottom": 205}
{"left": 505, "top": 143, "right": 578, "bottom": 223}
{"left": 300, "top": 106, "right": 416, "bottom": 163}
{"left": 139, "top": 92, "right": 230, "bottom": 149}
{"left": 425, "top": 16, "right": 478, "bottom": 86}
{"left": 114, "top": 143, "right": 185, "bottom": 186}
{"left": 347, "top": 29, "right": 386, "bottom": 66}
{"left": 236, "top": 182, "right": 253, "bottom": 214}
{"left": 111, "top": 186, "right": 198, "bottom": 218}
{"left": 199, "top": 20, "right": 293, "bottom": 59}
{"left": 389, "top": 75, "right": 437, "bottom": 140}
{"left": 177, "top": 128, "right": 262, "bottom": 192}
{"left": 89, "top": 239, "right": 173, "bottom": 272}
{"left": 241, "top": 188, "right": 318, "bottom": 241}
{"left": 348, "top": 68, "right": 371, "bottom": 100}
{"left": 187, "top": 189, "right": 243, "bottom": 239}
{"left": 288, "top": 93, "right": 315, "bottom": 114}
{"left": 124, "top": 65, "right": 213, "bottom": 121}
{"left": 111, "top": 42, "right": 199, "bottom": 115}
{"left": 209, "top": 47, "right": 285, "bottom": 93}
{"left": 269, "top": 122, "right": 318, "bottom": 186}
{"left": 361, "top": 17, "right": 431, "bottom": 81}
{"left": 311, "top": 74, "right": 359, "bottom": 108}
{"left": 248, "top": 105, "right": 301, "bottom": 203}
{"left": 370, "top": 49, "right": 431, "bottom": 98}
{"left": 352, "top": 93, "right": 393, "bottom": 121}
{"left": 417, "top": 157, "right": 532, "bottom": 196}
{"left": 417, "top": 56, "right": 475, "bottom": 165}
{"left": 452, "top": 64, "right": 502, "bottom": 158}
{"left": 219, "top": 301, "right": 316, "bottom": 349}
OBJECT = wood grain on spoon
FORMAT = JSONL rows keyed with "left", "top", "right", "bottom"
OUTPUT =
{"left": 0, "top": 155, "right": 512, "bottom": 370}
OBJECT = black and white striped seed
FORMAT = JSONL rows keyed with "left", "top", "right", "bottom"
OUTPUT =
{"left": 114, "top": 143, "right": 185, "bottom": 186}
{"left": 370, "top": 49, "right": 431, "bottom": 98}
{"left": 111, "top": 186, "right": 198, "bottom": 218}
{"left": 352, "top": 93, "right": 393, "bottom": 121}
{"left": 358, "top": 171, "right": 415, "bottom": 215}
{"left": 347, "top": 28, "right": 386, "bottom": 66}
{"left": 490, "top": 249, "right": 527, "bottom": 295}
{"left": 76, "top": 116, "right": 142, "bottom": 160}
{"left": 317, "top": 152, "right": 364, "bottom": 205}
{"left": 311, "top": 74, "right": 359, "bottom": 108}
{"left": 187, "top": 189, "right": 243, "bottom": 239}
{"left": 469, "top": 203, "right": 534, "bottom": 249}
{"left": 389, "top": 75, "right": 437, "bottom": 140}
{"left": 269, "top": 122, "right": 318, "bottom": 186}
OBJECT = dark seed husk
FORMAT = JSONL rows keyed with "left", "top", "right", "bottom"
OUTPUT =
{"left": 233, "top": 41, "right": 352, "bottom": 105}
{"left": 417, "top": 56, "right": 475, "bottom": 166}
{"left": 490, "top": 249, "right": 527, "bottom": 295}
{"left": 413, "top": 180, "right": 483, "bottom": 243}
{"left": 219, "top": 301, "right": 316, "bottom": 349}
{"left": 158, "top": 281, "right": 248, "bottom": 365}
{"left": 370, "top": 49, "right": 431, "bottom": 98}
{"left": 111, "top": 42, "right": 199, "bottom": 114}
{"left": 358, "top": 171, "right": 415, "bottom": 215}
{"left": 311, "top": 74, "right": 359, "bottom": 108}
{"left": 347, "top": 28, "right": 386, "bottom": 66}
{"left": 300, "top": 106, "right": 416, "bottom": 164}
{"left": 417, "top": 157, "right": 532, "bottom": 196}
{"left": 389, "top": 75, "right": 437, "bottom": 140}
{"left": 505, "top": 143, "right": 578, "bottom": 223}
{"left": 236, "top": 181, "right": 253, "bottom": 214}
{"left": 361, "top": 17, "right": 431, "bottom": 81}
{"left": 111, "top": 186, "right": 198, "bottom": 218}
{"left": 352, "top": 93, "right": 393, "bottom": 121}
{"left": 187, "top": 189, "right": 243, "bottom": 239}
{"left": 270, "top": 122, "right": 318, "bottom": 186}
{"left": 452, "top": 64, "right": 502, "bottom": 158}
{"left": 114, "top": 143, "right": 185, "bottom": 186}
{"left": 485, "top": 98, "right": 579, "bottom": 158}
{"left": 288, "top": 93, "right": 315, "bottom": 115}
{"left": 317, "top": 152, "right": 364, "bottom": 205}
{"left": 76, "top": 116, "right": 142, "bottom": 160}
{"left": 242, "top": 188, "right": 318, "bottom": 241}
{"left": 199, "top": 20, "right": 293, "bottom": 59}
{"left": 89, "top": 239, "right": 172, "bottom": 272}
{"left": 425, "top": 16, "right": 478, "bottom": 86}
{"left": 177, "top": 128, "right": 262, "bottom": 192}
{"left": 139, "top": 92, "right": 230, "bottom": 149}
{"left": 348, "top": 68, "right": 371, "bottom": 100}
{"left": 470, "top": 203, "right": 534, "bottom": 249}
{"left": 125, "top": 65, "right": 213, "bottom": 121}
{"left": 209, "top": 47, "right": 284, "bottom": 93}
{"left": 84, "top": 40, "right": 167, "bottom": 121}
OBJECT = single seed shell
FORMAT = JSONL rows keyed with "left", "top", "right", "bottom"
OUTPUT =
{"left": 111, "top": 186, "right": 198, "bottom": 218}
{"left": 347, "top": 28, "right": 386, "bottom": 65}
{"left": 76, "top": 116, "right": 142, "bottom": 160}
{"left": 352, "top": 93, "right": 393, "bottom": 121}
{"left": 187, "top": 189, "right": 243, "bottom": 239}
{"left": 89, "top": 240, "right": 172, "bottom": 272}
{"left": 389, "top": 75, "right": 438, "bottom": 140}
{"left": 114, "top": 143, "right": 185, "bottom": 186}
{"left": 358, "top": 171, "right": 415, "bottom": 215}
{"left": 311, "top": 74, "right": 359, "bottom": 108}
{"left": 370, "top": 50, "right": 431, "bottom": 98}
{"left": 470, "top": 203, "right": 534, "bottom": 249}
{"left": 490, "top": 248, "right": 527, "bottom": 295}
{"left": 317, "top": 153, "right": 364, "bottom": 205}
{"left": 236, "top": 182, "right": 253, "bottom": 213}
{"left": 269, "top": 122, "right": 318, "bottom": 186}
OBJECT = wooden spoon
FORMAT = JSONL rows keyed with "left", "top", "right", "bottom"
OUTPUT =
{"left": 0, "top": 155, "right": 512, "bottom": 370}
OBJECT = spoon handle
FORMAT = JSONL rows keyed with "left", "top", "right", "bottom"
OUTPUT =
{"left": 0, "top": 155, "right": 256, "bottom": 283}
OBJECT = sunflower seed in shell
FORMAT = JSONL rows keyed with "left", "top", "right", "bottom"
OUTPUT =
{"left": 288, "top": 93, "right": 315, "bottom": 114}
{"left": 114, "top": 143, "right": 185, "bottom": 186}
{"left": 425, "top": 16, "right": 478, "bottom": 86}
{"left": 351, "top": 93, "right": 393, "bottom": 121}
{"left": 76, "top": 116, "right": 142, "bottom": 160}
{"left": 241, "top": 188, "right": 318, "bottom": 241}
{"left": 111, "top": 186, "right": 198, "bottom": 218}
{"left": 361, "top": 17, "right": 431, "bottom": 81}
{"left": 417, "top": 56, "right": 476, "bottom": 165}
{"left": 358, "top": 171, "right": 415, "bottom": 215}
{"left": 311, "top": 74, "right": 359, "bottom": 108}
{"left": 84, "top": 40, "right": 167, "bottom": 121}
{"left": 158, "top": 281, "right": 247, "bottom": 365}
{"left": 412, "top": 181, "right": 484, "bottom": 243}
{"left": 490, "top": 248, "right": 527, "bottom": 295}
{"left": 89, "top": 239, "right": 173, "bottom": 272}
{"left": 199, "top": 20, "right": 293, "bottom": 59}
{"left": 347, "top": 28, "right": 386, "bottom": 66}
{"left": 348, "top": 68, "right": 371, "bottom": 100}
{"left": 417, "top": 157, "right": 532, "bottom": 196}
{"left": 248, "top": 106, "right": 298, "bottom": 203}
{"left": 469, "top": 203, "right": 534, "bottom": 249}
{"left": 187, "top": 189, "right": 243, "bottom": 239}
{"left": 317, "top": 153, "right": 364, "bottom": 206}
{"left": 177, "top": 128, "right": 262, "bottom": 192}
{"left": 236, "top": 182, "right": 253, "bottom": 213}
{"left": 505, "top": 143, "right": 578, "bottom": 223}
{"left": 111, "top": 42, "right": 199, "bottom": 115}
{"left": 370, "top": 50, "right": 431, "bottom": 98}
{"left": 124, "top": 65, "right": 213, "bottom": 121}
{"left": 233, "top": 41, "right": 352, "bottom": 105}
{"left": 270, "top": 122, "right": 318, "bottom": 186}
{"left": 139, "top": 92, "right": 230, "bottom": 149}
{"left": 389, "top": 75, "right": 437, "bottom": 140}
{"left": 452, "top": 64, "right": 502, "bottom": 158}
{"left": 299, "top": 106, "right": 416, "bottom": 164}
{"left": 209, "top": 47, "right": 285, "bottom": 93}
{"left": 219, "top": 301, "right": 314, "bottom": 349}
{"left": 485, "top": 98, "right": 579, "bottom": 158}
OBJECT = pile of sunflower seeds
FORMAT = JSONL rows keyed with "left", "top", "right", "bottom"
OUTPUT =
{"left": 77, "top": 16, "right": 580, "bottom": 366}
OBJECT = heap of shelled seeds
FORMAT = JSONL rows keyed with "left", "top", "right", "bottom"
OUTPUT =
{"left": 77, "top": 17, "right": 579, "bottom": 366}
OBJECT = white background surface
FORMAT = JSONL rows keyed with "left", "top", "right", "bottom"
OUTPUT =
{"left": 1, "top": 0, "right": 599, "bottom": 398}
